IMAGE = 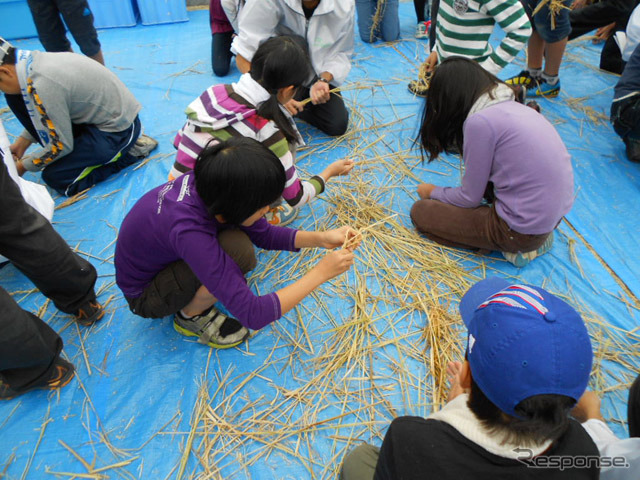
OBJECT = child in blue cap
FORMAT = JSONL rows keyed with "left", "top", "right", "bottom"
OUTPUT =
{"left": 340, "top": 277, "right": 599, "bottom": 480}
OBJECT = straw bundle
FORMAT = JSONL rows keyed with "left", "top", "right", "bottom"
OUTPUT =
{"left": 532, "top": 0, "right": 571, "bottom": 30}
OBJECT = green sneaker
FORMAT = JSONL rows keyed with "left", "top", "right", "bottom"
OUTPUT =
{"left": 173, "top": 308, "right": 250, "bottom": 349}
{"left": 502, "top": 232, "right": 554, "bottom": 268}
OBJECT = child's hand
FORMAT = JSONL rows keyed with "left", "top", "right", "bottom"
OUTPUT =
{"left": 15, "top": 159, "right": 26, "bottom": 177}
{"left": 321, "top": 158, "right": 355, "bottom": 180}
{"left": 417, "top": 183, "right": 436, "bottom": 199}
{"left": 424, "top": 51, "right": 438, "bottom": 73}
{"left": 314, "top": 249, "right": 355, "bottom": 280}
{"left": 446, "top": 361, "right": 468, "bottom": 402}
{"left": 321, "top": 226, "right": 357, "bottom": 249}
{"left": 571, "top": 391, "right": 604, "bottom": 422}
{"left": 310, "top": 80, "right": 331, "bottom": 105}
{"left": 593, "top": 22, "right": 616, "bottom": 43}
{"left": 284, "top": 99, "right": 305, "bottom": 116}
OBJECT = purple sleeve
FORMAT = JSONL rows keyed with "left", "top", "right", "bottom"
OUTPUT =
{"left": 430, "top": 114, "right": 496, "bottom": 208}
{"left": 241, "top": 218, "right": 299, "bottom": 251}
{"left": 174, "top": 227, "right": 281, "bottom": 330}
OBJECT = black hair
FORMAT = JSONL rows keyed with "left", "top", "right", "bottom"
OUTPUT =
{"left": 250, "top": 35, "right": 313, "bottom": 144}
{"left": 417, "top": 57, "right": 516, "bottom": 162}
{"left": 1, "top": 46, "right": 16, "bottom": 66}
{"left": 468, "top": 376, "right": 576, "bottom": 445}
{"left": 193, "top": 137, "right": 285, "bottom": 224}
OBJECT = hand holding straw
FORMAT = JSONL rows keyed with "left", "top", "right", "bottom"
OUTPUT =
{"left": 300, "top": 87, "right": 341, "bottom": 107}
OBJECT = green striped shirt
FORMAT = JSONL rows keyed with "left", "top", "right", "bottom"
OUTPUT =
{"left": 434, "top": 0, "right": 531, "bottom": 74}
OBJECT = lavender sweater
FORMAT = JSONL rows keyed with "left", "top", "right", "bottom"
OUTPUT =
{"left": 115, "top": 174, "right": 299, "bottom": 330}
{"left": 431, "top": 101, "right": 574, "bottom": 234}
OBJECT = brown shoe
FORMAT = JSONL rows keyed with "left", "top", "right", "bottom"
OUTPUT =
{"left": 75, "top": 300, "right": 105, "bottom": 326}
{"left": 0, "top": 358, "right": 75, "bottom": 400}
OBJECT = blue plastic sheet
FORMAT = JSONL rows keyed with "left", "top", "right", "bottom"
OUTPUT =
{"left": 1, "top": 4, "right": 639, "bottom": 479}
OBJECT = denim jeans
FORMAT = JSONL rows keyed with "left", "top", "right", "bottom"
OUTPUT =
{"left": 356, "top": 0, "right": 400, "bottom": 43}
{"left": 521, "top": 0, "right": 572, "bottom": 42}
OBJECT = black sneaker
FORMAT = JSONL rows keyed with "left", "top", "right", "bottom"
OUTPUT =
{"left": 75, "top": 300, "right": 105, "bottom": 326}
{"left": 624, "top": 138, "right": 640, "bottom": 162}
{"left": 506, "top": 70, "right": 537, "bottom": 88}
{"left": 1, "top": 358, "right": 75, "bottom": 400}
{"left": 408, "top": 79, "right": 429, "bottom": 97}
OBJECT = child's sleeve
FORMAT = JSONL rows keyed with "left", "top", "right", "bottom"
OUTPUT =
{"left": 220, "top": 0, "right": 241, "bottom": 31}
{"left": 268, "top": 136, "right": 325, "bottom": 208}
{"left": 317, "top": 7, "right": 355, "bottom": 86}
{"left": 430, "top": 114, "right": 495, "bottom": 207}
{"left": 480, "top": 0, "right": 532, "bottom": 75}
{"left": 20, "top": 78, "right": 74, "bottom": 172}
{"left": 230, "top": 0, "right": 281, "bottom": 62}
{"left": 241, "top": 218, "right": 299, "bottom": 252}
{"left": 175, "top": 227, "right": 283, "bottom": 330}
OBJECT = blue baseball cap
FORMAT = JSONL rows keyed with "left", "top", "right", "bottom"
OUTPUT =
{"left": 460, "top": 277, "right": 593, "bottom": 419}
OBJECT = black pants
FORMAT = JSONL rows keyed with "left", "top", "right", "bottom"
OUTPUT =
{"left": 430, "top": 0, "right": 439, "bottom": 50}
{"left": 629, "top": 374, "right": 640, "bottom": 437}
{"left": 212, "top": 31, "right": 234, "bottom": 77}
{"left": 0, "top": 160, "right": 97, "bottom": 390}
{"left": 26, "top": 0, "right": 101, "bottom": 57}
{"left": 569, "top": 0, "right": 637, "bottom": 73}
{"left": 294, "top": 86, "right": 349, "bottom": 137}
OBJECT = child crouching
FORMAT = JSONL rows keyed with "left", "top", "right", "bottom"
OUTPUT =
{"left": 115, "top": 137, "right": 357, "bottom": 349}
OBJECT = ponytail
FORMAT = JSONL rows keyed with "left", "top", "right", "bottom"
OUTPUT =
{"left": 250, "top": 35, "right": 313, "bottom": 144}
{"left": 257, "top": 93, "right": 299, "bottom": 144}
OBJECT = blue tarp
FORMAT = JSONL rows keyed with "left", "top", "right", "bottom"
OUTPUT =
{"left": 1, "top": 4, "right": 639, "bottom": 479}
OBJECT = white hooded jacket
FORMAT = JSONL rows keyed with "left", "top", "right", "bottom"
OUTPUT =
{"left": 231, "top": 0, "right": 355, "bottom": 86}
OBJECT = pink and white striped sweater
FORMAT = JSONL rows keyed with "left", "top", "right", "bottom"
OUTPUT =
{"left": 170, "top": 73, "right": 324, "bottom": 208}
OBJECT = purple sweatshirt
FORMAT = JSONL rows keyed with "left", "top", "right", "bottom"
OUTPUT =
{"left": 431, "top": 101, "right": 574, "bottom": 234}
{"left": 115, "top": 174, "right": 299, "bottom": 330}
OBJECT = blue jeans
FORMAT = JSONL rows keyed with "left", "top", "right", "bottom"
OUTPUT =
{"left": 521, "top": 0, "right": 572, "bottom": 42}
{"left": 356, "top": 0, "right": 400, "bottom": 43}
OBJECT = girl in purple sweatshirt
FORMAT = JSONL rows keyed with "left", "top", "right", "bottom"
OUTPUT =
{"left": 116, "top": 137, "right": 358, "bottom": 349}
{"left": 411, "top": 57, "right": 573, "bottom": 267}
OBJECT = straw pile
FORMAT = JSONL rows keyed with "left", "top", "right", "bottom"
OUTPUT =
{"left": 168, "top": 72, "right": 640, "bottom": 478}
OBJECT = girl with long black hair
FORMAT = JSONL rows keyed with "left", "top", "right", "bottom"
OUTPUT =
{"left": 411, "top": 57, "right": 574, "bottom": 267}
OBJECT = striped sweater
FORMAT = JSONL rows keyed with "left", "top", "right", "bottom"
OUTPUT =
{"left": 170, "top": 73, "right": 324, "bottom": 208}
{"left": 434, "top": 0, "right": 531, "bottom": 74}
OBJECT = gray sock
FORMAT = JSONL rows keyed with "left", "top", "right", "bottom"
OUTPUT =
{"left": 526, "top": 67, "right": 542, "bottom": 79}
{"left": 541, "top": 72, "right": 559, "bottom": 85}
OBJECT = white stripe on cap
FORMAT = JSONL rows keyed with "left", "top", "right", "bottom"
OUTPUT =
{"left": 478, "top": 296, "right": 527, "bottom": 310}
{"left": 478, "top": 285, "right": 549, "bottom": 315}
